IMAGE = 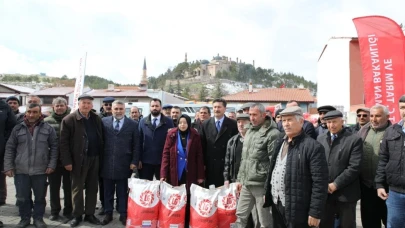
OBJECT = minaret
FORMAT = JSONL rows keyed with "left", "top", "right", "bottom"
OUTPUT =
{"left": 139, "top": 57, "right": 148, "bottom": 90}
{"left": 185, "top": 53, "right": 188, "bottom": 63}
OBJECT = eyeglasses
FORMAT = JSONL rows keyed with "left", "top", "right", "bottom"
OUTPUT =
{"left": 103, "top": 103, "right": 112, "bottom": 106}
{"left": 357, "top": 114, "right": 368, "bottom": 118}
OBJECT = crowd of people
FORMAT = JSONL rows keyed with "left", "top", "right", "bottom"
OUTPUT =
{"left": 0, "top": 93, "right": 404, "bottom": 228}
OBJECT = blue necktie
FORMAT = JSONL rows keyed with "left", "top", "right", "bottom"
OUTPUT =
{"left": 331, "top": 134, "right": 337, "bottom": 143}
{"left": 216, "top": 121, "right": 221, "bottom": 132}
{"left": 153, "top": 118, "right": 157, "bottom": 129}
{"left": 114, "top": 120, "right": 120, "bottom": 132}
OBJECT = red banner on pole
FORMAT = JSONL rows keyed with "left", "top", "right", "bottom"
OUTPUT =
{"left": 353, "top": 15, "right": 405, "bottom": 123}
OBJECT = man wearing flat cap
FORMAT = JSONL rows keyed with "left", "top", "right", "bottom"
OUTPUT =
{"left": 264, "top": 106, "right": 328, "bottom": 228}
{"left": 315, "top": 105, "right": 336, "bottom": 137}
{"left": 349, "top": 107, "right": 370, "bottom": 134}
{"left": 317, "top": 110, "right": 363, "bottom": 228}
{"left": 277, "top": 100, "right": 317, "bottom": 139}
{"left": 224, "top": 113, "right": 258, "bottom": 227}
{"left": 224, "top": 113, "right": 250, "bottom": 184}
{"left": 99, "top": 97, "right": 115, "bottom": 118}
{"left": 238, "top": 102, "right": 254, "bottom": 114}
{"left": 60, "top": 94, "right": 104, "bottom": 227}
{"left": 162, "top": 104, "right": 173, "bottom": 117}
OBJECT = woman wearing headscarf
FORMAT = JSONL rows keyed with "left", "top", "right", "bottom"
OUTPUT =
{"left": 160, "top": 114, "right": 205, "bottom": 226}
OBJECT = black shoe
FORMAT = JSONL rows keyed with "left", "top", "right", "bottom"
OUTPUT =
{"left": 48, "top": 214, "right": 59, "bottom": 221}
{"left": 0, "top": 201, "right": 5, "bottom": 206}
{"left": 33, "top": 218, "right": 47, "bottom": 228}
{"left": 70, "top": 216, "right": 82, "bottom": 227}
{"left": 101, "top": 214, "right": 113, "bottom": 225}
{"left": 0, "top": 220, "right": 3, "bottom": 227}
{"left": 63, "top": 213, "right": 73, "bottom": 220}
{"left": 98, "top": 206, "right": 105, "bottom": 215}
{"left": 119, "top": 215, "right": 127, "bottom": 226}
{"left": 16, "top": 218, "right": 30, "bottom": 228}
{"left": 84, "top": 215, "right": 101, "bottom": 225}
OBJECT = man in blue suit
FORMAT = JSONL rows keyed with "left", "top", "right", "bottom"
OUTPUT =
{"left": 100, "top": 100, "right": 139, "bottom": 226}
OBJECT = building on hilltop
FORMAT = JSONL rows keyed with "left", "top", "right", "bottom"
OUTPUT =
{"left": 184, "top": 53, "right": 235, "bottom": 78}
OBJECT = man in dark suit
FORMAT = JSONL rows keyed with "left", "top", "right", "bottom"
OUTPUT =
{"left": 317, "top": 110, "right": 362, "bottom": 228}
{"left": 201, "top": 98, "right": 238, "bottom": 187}
{"left": 100, "top": 100, "right": 139, "bottom": 226}
{"left": 137, "top": 99, "right": 174, "bottom": 181}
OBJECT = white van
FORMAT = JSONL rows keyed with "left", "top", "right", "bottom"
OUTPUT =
{"left": 125, "top": 102, "right": 150, "bottom": 119}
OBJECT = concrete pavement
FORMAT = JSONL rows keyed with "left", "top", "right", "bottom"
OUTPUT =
{"left": 0, "top": 176, "right": 365, "bottom": 227}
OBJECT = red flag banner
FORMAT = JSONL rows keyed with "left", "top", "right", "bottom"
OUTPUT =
{"left": 353, "top": 15, "right": 405, "bottom": 123}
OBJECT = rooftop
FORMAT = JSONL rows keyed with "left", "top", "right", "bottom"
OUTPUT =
{"left": 222, "top": 88, "right": 315, "bottom": 103}
{"left": 0, "top": 83, "right": 35, "bottom": 94}
{"left": 87, "top": 89, "right": 149, "bottom": 98}
{"left": 30, "top": 87, "right": 91, "bottom": 96}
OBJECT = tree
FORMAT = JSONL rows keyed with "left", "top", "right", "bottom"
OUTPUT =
{"left": 168, "top": 81, "right": 174, "bottom": 93}
{"left": 212, "top": 80, "right": 225, "bottom": 99}
{"left": 176, "top": 80, "right": 182, "bottom": 95}
{"left": 182, "top": 86, "right": 191, "bottom": 99}
{"left": 216, "top": 71, "right": 222, "bottom": 78}
{"left": 61, "top": 75, "right": 68, "bottom": 80}
{"left": 198, "top": 85, "right": 208, "bottom": 102}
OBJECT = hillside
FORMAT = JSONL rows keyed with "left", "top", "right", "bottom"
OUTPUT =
{"left": 147, "top": 60, "right": 317, "bottom": 101}
{"left": 0, "top": 74, "right": 119, "bottom": 89}
{"left": 148, "top": 61, "right": 317, "bottom": 94}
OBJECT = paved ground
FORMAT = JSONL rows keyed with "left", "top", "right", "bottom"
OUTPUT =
{"left": 0, "top": 176, "right": 366, "bottom": 227}
{"left": 0, "top": 177, "right": 123, "bottom": 227}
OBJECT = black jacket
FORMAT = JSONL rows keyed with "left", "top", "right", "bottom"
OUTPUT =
{"left": 278, "top": 120, "right": 317, "bottom": 139}
{"left": 317, "top": 128, "right": 363, "bottom": 202}
{"left": 191, "top": 119, "right": 204, "bottom": 135}
{"left": 264, "top": 131, "right": 329, "bottom": 224}
{"left": 201, "top": 116, "right": 238, "bottom": 187}
{"left": 348, "top": 123, "right": 361, "bottom": 134}
{"left": 223, "top": 134, "right": 242, "bottom": 182}
{"left": 375, "top": 122, "right": 405, "bottom": 193}
{"left": 0, "top": 100, "right": 16, "bottom": 166}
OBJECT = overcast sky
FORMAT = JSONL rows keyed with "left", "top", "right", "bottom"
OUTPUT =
{"left": 0, "top": 0, "right": 403, "bottom": 84}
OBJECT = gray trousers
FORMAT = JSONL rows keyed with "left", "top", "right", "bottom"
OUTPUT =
{"left": 236, "top": 185, "right": 271, "bottom": 228}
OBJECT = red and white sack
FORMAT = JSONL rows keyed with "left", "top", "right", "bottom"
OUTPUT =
{"left": 158, "top": 182, "right": 187, "bottom": 228}
{"left": 127, "top": 178, "right": 160, "bottom": 228}
{"left": 189, "top": 184, "right": 220, "bottom": 228}
{"left": 217, "top": 183, "right": 238, "bottom": 228}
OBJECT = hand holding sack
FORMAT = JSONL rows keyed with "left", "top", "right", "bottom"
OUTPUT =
{"left": 158, "top": 182, "right": 187, "bottom": 228}
{"left": 217, "top": 183, "right": 238, "bottom": 228}
{"left": 127, "top": 178, "right": 160, "bottom": 228}
{"left": 189, "top": 184, "right": 220, "bottom": 228}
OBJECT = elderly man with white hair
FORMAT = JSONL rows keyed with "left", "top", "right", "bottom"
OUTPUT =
{"left": 317, "top": 110, "right": 363, "bottom": 228}
{"left": 264, "top": 106, "right": 329, "bottom": 228}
